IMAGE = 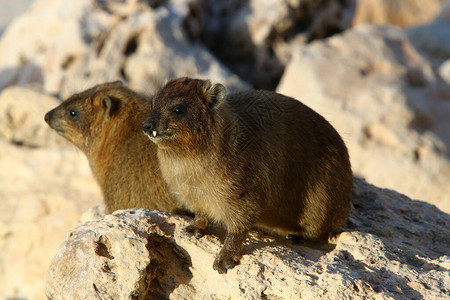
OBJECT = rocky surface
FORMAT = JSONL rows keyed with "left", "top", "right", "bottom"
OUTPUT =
{"left": 183, "top": 0, "right": 356, "bottom": 89}
{"left": 46, "top": 178, "right": 450, "bottom": 299}
{"left": 1, "top": 0, "right": 450, "bottom": 299}
{"left": 0, "top": 86, "right": 63, "bottom": 147}
{"left": 352, "top": 0, "right": 447, "bottom": 28}
{"left": 0, "top": 87, "right": 102, "bottom": 300}
{"left": 0, "top": 0, "right": 34, "bottom": 35}
{"left": 0, "top": 0, "right": 247, "bottom": 99}
{"left": 0, "top": 0, "right": 448, "bottom": 212}
{"left": 407, "top": 12, "right": 450, "bottom": 69}
{"left": 0, "top": 140, "right": 101, "bottom": 299}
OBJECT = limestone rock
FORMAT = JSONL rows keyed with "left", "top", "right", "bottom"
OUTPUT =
{"left": 277, "top": 24, "right": 450, "bottom": 213}
{"left": 184, "top": 0, "right": 356, "bottom": 89}
{"left": 352, "top": 0, "right": 446, "bottom": 28}
{"left": 0, "top": 0, "right": 34, "bottom": 35}
{"left": 0, "top": 86, "right": 66, "bottom": 147}
{"left": 407, "top": 12, "right": 450, "bottom": 69}
{"left": 0, "top": 0, "right": 247, "bottom": 99}
{"left": 1, "top": 1, "right": 449, "bottom": 299}
{"left": 440, "top": 58, "right": 450, "bottom": 84}
{"left": 0, "top": 140, "right": 102, "bottom": 300}
{"left": 0, "top": 0, "right": 93, "bottom": 93}
{"left": 46, "top": 178, "right": 450, "bottom": 299}
{"left": 0, "top": 85, "right": 101, "bottom": 300}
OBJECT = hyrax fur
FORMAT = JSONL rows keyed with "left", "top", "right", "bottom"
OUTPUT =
{"left": 142, "top": 77, "right": 353, "bottom": 273}
{"left": 45, "top": 81, "right": 180, "bottom": 214}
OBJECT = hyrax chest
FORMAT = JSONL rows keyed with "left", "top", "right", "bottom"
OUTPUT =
{"left": 159, "top": 154, "right": 231, "bottom": 222}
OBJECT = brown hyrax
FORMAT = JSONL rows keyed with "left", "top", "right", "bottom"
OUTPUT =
{"left": 44, "top": 81, "right": 180, "bottom": 214}
{"left": 142, "top": 77, "right": 353, "bottom": 274}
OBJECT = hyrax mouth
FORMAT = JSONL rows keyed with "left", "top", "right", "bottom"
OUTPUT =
{"left": 143, "top": 130, "right": 159, "bottom": 139}
{"left": 47, "top": 121, "right": 66, "bottom": 135}
{"left": 143, "top": 129, "right": 172, "bottom": 142}
{"left": 142, "top": 118, "right": 172, "bottom": 141}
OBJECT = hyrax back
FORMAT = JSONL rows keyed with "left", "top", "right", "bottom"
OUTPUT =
{"left": 142, "top": 77, "right": 353, "bottom": 273}
{"left": 45, "top": 82, "right": 179, "bottom": 214}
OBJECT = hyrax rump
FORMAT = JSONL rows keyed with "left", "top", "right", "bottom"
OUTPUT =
{"left": 44, "top": 81, "right": 179, "bottom": 214}
{"left": 142, "top": 77, "right": 353, "bottom": 274}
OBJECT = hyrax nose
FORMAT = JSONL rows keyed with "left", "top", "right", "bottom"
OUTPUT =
{"left": 44, "top": 111, "right": 51, "bottom": 124}
{"left": 142, "top": 119, "right": 155, "bottom": 133}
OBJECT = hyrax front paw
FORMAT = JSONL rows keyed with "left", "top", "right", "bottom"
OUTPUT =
{"left": 213, "top": 249, "right": 241, "bottom": 274}
{"left": 184, "top": 224, "right": 206, "bottom": 239}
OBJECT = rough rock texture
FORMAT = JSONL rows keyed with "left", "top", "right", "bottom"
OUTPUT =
{"left": 184, "top": 0, "right": 356, "bottom": 89}
{"left": 352, "top": 0, "right": 447, "bottom": 27}
{"left": 277, "top": 24, "right": 450, "bottom": 213}
{"left": 0, "top": 0, "right": 34, "bottom": 35}
{"left": 440, "top": 58, "right": 450, "bottom": 84}
{"left": 407, "top": 12, "right": 450, "bottom": 69}
{"left": 0, "top": 87, "right": 102, "bottom": 300}
{"left": 46, "top": 178, "right": 450, "bottom": 299}
{"left": 0, "top": 0, "right": 247, "bottom": 99}
{"left": 0, "top": 85, "right": 64, "bottom": 147}
{"left": 0, "top": 140, "right": 102, "bottom": 300}
{"left": 1, "top": 0, "right": 450, "bottom": 299}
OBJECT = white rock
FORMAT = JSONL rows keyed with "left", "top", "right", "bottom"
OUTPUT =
{"left": 0, "top": 0, "right": 94, "bottom": 93}
{"left": 0, "top": 86, "right": 65, "bottom": 147}
{"left": 0, "top": 0, "right": 247, "bottom": 98}
{"left": 407, "top": 14, "right": 450, "bottom": 68}
{"left": 439, "top": 58, "right": 450, "bottom": 84}
{"left": 0, "top": 140, "right": 101, "bottom": 300}
{"left": 184, "top": 0, "right": 355, "bottom": 89}
{"left": 0, "top": 83, "right": 102, "bottom": 299}
{"left": 352, "top": 0, "right": 445, "bottom": 28}
{"left": 46, "top": 178, "right": 450, "bottom": 299}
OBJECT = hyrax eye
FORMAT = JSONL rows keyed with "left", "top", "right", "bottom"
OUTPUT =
{"left": 69, "top": 109, "right": 78, "bottom": 118}
{"left": 173, "top": 105, "right": 186, "bottom": 115}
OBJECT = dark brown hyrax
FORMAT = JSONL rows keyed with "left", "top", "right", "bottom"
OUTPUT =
{"left": 45, "top": 81, "right": 180, "bottom": 214}
{"left": 142, "top": 77, "right": 353, "bottom": 274}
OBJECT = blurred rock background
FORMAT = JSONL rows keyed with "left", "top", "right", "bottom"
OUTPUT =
{"left": 0, "top": 0, "right": 34, "bottom": 35}
{"left": 0, "top": 0, "right": 449, "bottom": 299}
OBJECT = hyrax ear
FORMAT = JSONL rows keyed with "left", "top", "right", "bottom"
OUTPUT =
{"left": 206, "top": 83, "right": 226, "bottom": 109}
{"left": 102, "top": 96, "right": 119, "bottom": 119}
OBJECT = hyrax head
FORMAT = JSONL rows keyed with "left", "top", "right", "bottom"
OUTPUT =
{"left": 142, "top": 77, "right": 226, "bottom": 150}
{"left": 44, "top": 81, "right": 124, "bottom": 152}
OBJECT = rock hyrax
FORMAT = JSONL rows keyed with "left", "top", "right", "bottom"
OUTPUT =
{"left": 45, "top": 81, "right": 179, "bottom": 214}
{"left": 142, "top": 77, "right": 353, "bottom": 273}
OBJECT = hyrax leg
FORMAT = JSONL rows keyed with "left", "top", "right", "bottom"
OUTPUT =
{"left": 213, "top": 228, "right": 248, "bottom": 274}
{"left": 185, "top": 214, "right": 209, "bottom": 239}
